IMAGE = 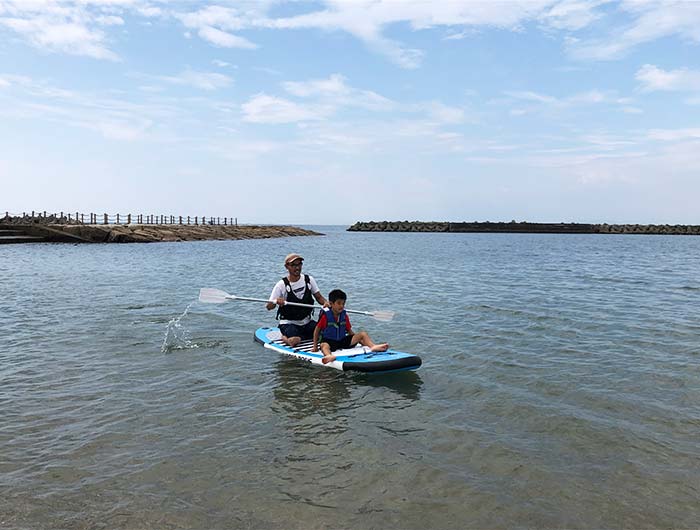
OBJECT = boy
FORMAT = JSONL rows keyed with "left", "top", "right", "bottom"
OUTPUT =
{"left": 312, "top": 289, "right": 389, "bottom": 364}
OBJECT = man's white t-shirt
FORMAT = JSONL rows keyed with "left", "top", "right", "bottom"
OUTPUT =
{"left": 269, "top": 275, "right": 320, "bottom": 325}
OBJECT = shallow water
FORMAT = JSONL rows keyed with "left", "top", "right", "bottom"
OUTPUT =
{"left": 2, "top": 227, "right": 699, "bottom": 529}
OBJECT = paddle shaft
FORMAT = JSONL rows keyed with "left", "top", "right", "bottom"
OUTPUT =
{"left": 231, "top": 294, "right": 374, "bottom": 317}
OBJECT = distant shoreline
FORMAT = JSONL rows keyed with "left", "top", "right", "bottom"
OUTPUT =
{"left": 348, "top": 221, "right": 700, "bottom": 236}
{"left": 0, "top": 222, "right": 322, "bottom": 244}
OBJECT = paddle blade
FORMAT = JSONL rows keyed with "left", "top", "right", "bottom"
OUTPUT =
{"left": 371, "top": 310, "right": 395, "bottom": 322}
{"left": 199, "top": 288, "right": 232, "bottom": 304}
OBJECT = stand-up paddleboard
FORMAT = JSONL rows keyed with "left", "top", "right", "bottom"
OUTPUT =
{"left": 254, "top": 327, "right": 422, "bottom": 373}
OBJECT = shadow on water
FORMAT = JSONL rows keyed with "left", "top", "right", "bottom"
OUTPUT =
{"left": 272, "top": 359, "right": 352, "bottom": 420}
{"left": 348, "top": 370, "right": 423, "bottom": 401}
{"left": 272, "top": 358, "right": 423, "bottom": 420}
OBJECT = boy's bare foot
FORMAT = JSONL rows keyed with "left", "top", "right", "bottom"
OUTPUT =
{"left": 370, "top": 343, "right": 389, "bottom": 352}
{"left": 321, "top": 355, "right": 336, "bottom": 364}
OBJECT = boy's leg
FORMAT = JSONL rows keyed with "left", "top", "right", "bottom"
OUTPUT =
{"left": 320, "top": 342, "right": 336, "bottom": 364}
{"left": 350, "top": 331, "right": 389, "bottom": 352}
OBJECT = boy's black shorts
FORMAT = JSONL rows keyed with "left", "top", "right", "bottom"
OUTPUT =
{"left": 322, "top": 336, "right": 353, "bottom": 352}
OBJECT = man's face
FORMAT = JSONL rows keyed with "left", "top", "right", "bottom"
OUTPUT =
{"left": 286, "top": 259, "right": 303, "bottom": 273}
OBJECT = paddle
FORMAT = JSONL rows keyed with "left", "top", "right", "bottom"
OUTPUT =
{"left": 198, "top": 288, "right": 395, "bottom": 322}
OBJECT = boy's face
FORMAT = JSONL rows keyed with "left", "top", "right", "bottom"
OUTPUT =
{"left": 330, "top": 298, "right": 346, "bottom": 314}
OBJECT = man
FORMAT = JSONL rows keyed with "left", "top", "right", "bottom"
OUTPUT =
{"left": 266, "top": 253, "right": 328, "bottom": 347}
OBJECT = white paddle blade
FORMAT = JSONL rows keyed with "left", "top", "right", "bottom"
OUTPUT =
{"left": 371, "top": 310, "right": 395, "bottom": 322}
{"left": 199, "top": 288, "right": 233, "bottom": 304}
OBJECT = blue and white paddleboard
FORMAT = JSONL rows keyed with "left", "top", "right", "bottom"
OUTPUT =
{"left": 254, "top": 327, "right": 422, "bottom": 373}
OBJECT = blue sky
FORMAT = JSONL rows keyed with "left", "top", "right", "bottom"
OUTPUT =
{"left": 1, "top": 1, "right": 699, "bottom": 225}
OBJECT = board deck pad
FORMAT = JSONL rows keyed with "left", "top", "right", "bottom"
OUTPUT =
{"left": 254, "top": 327, "right": 422, "bottom": 373}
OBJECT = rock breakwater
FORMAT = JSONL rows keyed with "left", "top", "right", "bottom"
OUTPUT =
{"left": 348, "top": 221, "right": 700, "bottom": 235}
{"left": 0, "top": 220, "right": 320, "bottom": 243}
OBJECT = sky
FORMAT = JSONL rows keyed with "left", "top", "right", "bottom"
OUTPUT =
{"left": 1, "top": 0, "right": 699, "bottom": 225}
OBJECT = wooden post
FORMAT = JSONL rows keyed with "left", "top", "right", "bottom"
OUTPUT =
{"left": 179, "top": 216, "right": 182, "bottom": 225}
{"left": 235, "top": 217, "right": 238, "bottom": 227}
{"left": 68, "top": 213, "right": 72, "bottom": 221}
{"left": 195, "top": 216, "right": 198, "bottom": 225}
{"left": 117, "top": 213, "right": 120, "bottom": 224}
{"left": 187, "top": 216, "right": 190, "bottom": 225}
{"left": 104, "top": 213, "right": 108, "bottom": 225}
{"left": 75, "top": 212, "right": 78, "bottom": 221}
{"left": 81, "top": 214, "right": 84, "bottom": 223}
{"left": 127, "top": 214, "right": 131, "bottom": 224}
{"left": 60, "top": 211, "right": 63, "bottom": 219}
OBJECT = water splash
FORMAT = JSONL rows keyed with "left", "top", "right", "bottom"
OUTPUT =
{"left": 161, "top": 302, "right": 199, "bottom": 353}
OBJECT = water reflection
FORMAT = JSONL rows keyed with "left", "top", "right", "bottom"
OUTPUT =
{"left": 271, "top": 359, "right": 352, "bottom": 421}
{"left": 272, "top": 358, "right": 423, "bottom": 421}
{"left": 348, "top": 370, "right": 423, "bottom": 401}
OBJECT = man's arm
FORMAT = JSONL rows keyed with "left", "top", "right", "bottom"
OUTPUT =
{"left": 313, "top": 290, "right": 328, "bottom": 307}
{"left": 312, "top": 324, "right": 321, "bottom": 352}
{"left": 267, "top": 282, "right": 284, "bottom": 310}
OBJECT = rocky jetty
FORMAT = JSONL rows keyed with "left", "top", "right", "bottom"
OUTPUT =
{"left": 0, "top": 216, "right": 320, "bottom": 243}
{"left": 348, "top": 221, "right": 700, "bottom": 235}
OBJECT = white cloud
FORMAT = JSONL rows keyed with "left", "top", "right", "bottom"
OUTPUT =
{"left": 156, "top": 70, "right": 233, "bottom": 91}
{"left": 0, "top": 74, "right": 178, "bottom": 141}
{"left": 241, "top": 94, "right": 330, "bottom": 123}
{"left": 282, "top": 74, "right": 394, "bottom": 110}
{"left": 95, "top": 15, "right": 124, "bottom": 26}
{"left": 90, "top": 118, "right": 153, "bottom": 141}
{"left": 0, "top": 15, "right": 119, "bottom": 60}
{"left": 197, "top": 26, "right": 257, "bottom": 49}
{"left": 636, "top": 64, "right": 700, "bottom": 92}
{"left": 283, "top": 74, "right": 350, "bottom": 98}
{"left": 648, "top": 128, "right": 700, "bottom": 141}
{"left": 571, "top": 1, "right": 700, "bottom": 60}
{"left": 175, "top": 1, "right": 586, "bottom": 69}
{"left": 538, "top": 0, "right": 605, "bottom": 31}
{"left": 504, "top": 88, "right": 632, "bottom": 112}
{"left": 505, "top": 90, "right": 558, "bottom": 104}
{"left": 421, "top": 101, "right": 466, "bottom": 124}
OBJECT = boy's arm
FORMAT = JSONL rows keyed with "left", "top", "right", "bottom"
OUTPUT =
{"left": 312, "top": 313, "right": 326, "bottom": 352}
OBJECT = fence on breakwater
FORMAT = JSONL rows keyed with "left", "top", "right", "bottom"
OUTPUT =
{"left": 2, "top": 211, "right": 238, "bottom": 226}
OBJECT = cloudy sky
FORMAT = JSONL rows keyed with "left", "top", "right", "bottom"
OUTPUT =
{"left": 1, "top": 0, "right": 699, "bottom": 225}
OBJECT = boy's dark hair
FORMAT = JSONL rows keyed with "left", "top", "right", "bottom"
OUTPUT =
{"left": 328, "top": 289, "right": 347, "bottom": 302}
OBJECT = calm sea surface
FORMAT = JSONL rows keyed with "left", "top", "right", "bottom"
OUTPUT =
{"left": 2, "top": 226, "right": 699, "bottom": 529}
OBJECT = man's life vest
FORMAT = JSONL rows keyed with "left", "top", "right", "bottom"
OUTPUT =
{"left": 276, "top": 274, "right": 314, "bottom": 321}
{"left": 321, "top": 308, "right": 348, "bottom": 341}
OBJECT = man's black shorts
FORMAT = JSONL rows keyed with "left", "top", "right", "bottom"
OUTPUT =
{"left": 279, "top": 321, "right": 316, "bottom": 341}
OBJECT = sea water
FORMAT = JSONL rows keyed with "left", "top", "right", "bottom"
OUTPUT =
{"left": 1, "top": 226, "right": 699, "bottom": 529}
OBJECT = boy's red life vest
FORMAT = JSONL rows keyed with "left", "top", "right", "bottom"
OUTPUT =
{"left": 320, "top": 308, "right": 348, "bottom": 341}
